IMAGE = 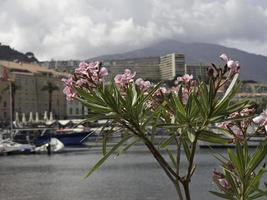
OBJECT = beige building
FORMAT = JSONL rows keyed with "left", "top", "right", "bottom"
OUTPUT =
{"left": 66, "top": 100, "right": 88, "bottom": 119}
{"left": 159, "top": 53, "right": 185, "bottom": 80}
{"left": 40, "top": 60, "right": 80, "bottom": 71}
{"left": 0, "top": 61, "right": 67, "bottom": 125}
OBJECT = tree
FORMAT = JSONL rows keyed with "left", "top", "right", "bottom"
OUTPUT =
{"left": 2, "top": 81, "right": 19, "bottom": 123}
{"left": 41, "top": 81, "right": 59, "bottom": 114}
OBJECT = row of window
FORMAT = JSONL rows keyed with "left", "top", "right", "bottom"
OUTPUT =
{"left": 69, "top": 108, "right": 81, "bottom": 115}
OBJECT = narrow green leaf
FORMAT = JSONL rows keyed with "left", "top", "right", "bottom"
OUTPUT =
{"left": 227, "top": 149, "right": 243, "bottom": 177}
{"left": 117, "top": 136, "right": 140, "bottom": 156}
{"left": 166, "top": 149, "right": 177, "bottom": 168}
{"left": 210, "top": 191, "right": 235, "bottom": 199}
{"left": 198, "top": 130, "right": 230, "bottom": 144}
{"left": 84, "top": 135, "right": 131, "bottom": 179}
{"left": 187, "top": 130, "right": 196, "bottom": 143}
{"left": 159, "top": 134, "right": 176, "bottom": 148}
{"left": 182, "top": 140, "right": 190, "bottom": 161}
{"left": 217, "top": 73, "right": 239, "bottom": 106}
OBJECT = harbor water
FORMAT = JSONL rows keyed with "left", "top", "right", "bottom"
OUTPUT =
{"left": 0, "top": 146, "right": 266, "bottom": 200}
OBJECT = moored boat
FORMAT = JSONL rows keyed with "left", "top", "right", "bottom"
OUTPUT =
{"left": 13, "top": 126, "right": 96, "bottom": 146}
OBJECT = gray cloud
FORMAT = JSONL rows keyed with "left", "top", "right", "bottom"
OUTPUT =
{"left": 0, "top": 0, "right": 267, "bottom": 60}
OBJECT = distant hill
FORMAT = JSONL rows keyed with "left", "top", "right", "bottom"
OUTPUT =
{"left": 90, "top": 40, "right": 267, "bottom": 82}
{"left": 0, "top": 44, "right": 39, "bottom": 63}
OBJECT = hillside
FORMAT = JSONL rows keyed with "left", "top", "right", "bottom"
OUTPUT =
{"left": 90, "top": 40, "right": 267, "bottom": 82}
{"left": 0, "top": 44, "right": 39, "bottom": 63}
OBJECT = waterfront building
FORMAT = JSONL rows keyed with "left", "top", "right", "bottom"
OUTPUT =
{"left": 102, "top": 57, "right": 161, "bottom": 81}
{"left": 40, "top": 60, "right": 80, "bottom": 72}
{"left": 0, "top": 60, "right": 67, "bottom": 124}
{"left": 159, "top": 53, "right": 185, "bottom": 80}
{"left": 102, "top": 53, "right": 186, "bottom": 82}
{"left": 66, "top": 100, "right": 88, "bottom": 119}
{"left": 185, "top": 64, "right": 209, "bottom": 82}
{"left": 237, "top": 82, "right": 267, "bottom": 103}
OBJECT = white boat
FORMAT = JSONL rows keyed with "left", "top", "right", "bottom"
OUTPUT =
{"left": 35, "top": 138, "right": 64, "bottom": 153}
{"left": 0, "top": 139, "right": 35, "bottom": 154}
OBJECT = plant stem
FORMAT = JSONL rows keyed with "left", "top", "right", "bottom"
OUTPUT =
{"left": 175, "top": 137, "right": 184, "bottom": 200}
{"left": 183, "top": 182, "right": 191, "bottom": 200}
{"left": 119, "top": 120, "right": 185, "bottom": 199}
{"left": 182, "top": 134, "right": 199, "bottom": 200}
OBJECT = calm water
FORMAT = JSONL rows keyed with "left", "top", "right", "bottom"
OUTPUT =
{"left": 0, "top": 146, "right": 266, "bottom": 200}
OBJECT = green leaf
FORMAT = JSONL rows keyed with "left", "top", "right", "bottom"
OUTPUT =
{"left": 217, "top": 73, "right": 239, "bottom": 106}
{"left": 182, "top": 140, "right": 190, "bottom": 161}
{"left": 198, "top": 130, "right": 231, "bottom": 144}
{"left": 247, "top": 141, "right": 267, "bottom": 175}
{"left": 159, "top": 134, "right": 176, "bottom": 149}
{"left": 131, "top": 84, "right": 138, "bottom": 106}
{"left": 235, "top": 142, "right": 245, "bottom": 178}
{"left": 187, "top": 129, "right": 196, "bottom": 143}
{"left": 84, "top": 135, "right": 131, "bottom": 179}
{"left": 138, "top": 81, "right": 162, "bottom": 105}
{"left": 210, "top": 191, "right": 235, "bottom": 199}
{"left": 166, "top": 148, "right": 177, "bottom": 168}
{"left": 227, "top": 149, "right": 243, "bottom": 177}
{"left": 116, "top": 136, "right": 140, "bottom": 156}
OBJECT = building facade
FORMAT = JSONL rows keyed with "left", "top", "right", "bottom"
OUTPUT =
{"left": 66, "top": 100, "right": 88, "bottom": 119}
{"left": 159, "top": 53, "right": 185, "bottom": 80}
{"left": 0, "top": 61, "right": 67, "bottom": 125}
{"left": 185, "top": 64, "right": 209, "bottom": 82}
{"left": 40, "top": 60, "right": 80, "bottom": 71}
{"left": 103, "top": 57, "right": 161, "bottom": 81}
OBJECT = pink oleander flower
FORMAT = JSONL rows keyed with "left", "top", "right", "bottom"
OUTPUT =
{"left": 219, "top": 53, "right": 228, "bottom": 63}
{"left": 218, "top": 178, "right": 230, "bottom": 189}
{"left": 181, "top": 88, "right": 189, "bottom": 104}
{"left": 114, "top": 69, "right": 136, "bottom": 87}
{"left": 240, "top": 108, "right": 255, "bottom": 116}
{"left": 212, "top": 170, "right": 224, "bottom": 179}
{"left": 177, "top": 74, "right": 193, "bottom": 84}
{"left": 135, "top": 78, "right": 151, "bottom": 91}
{"left": 253, "top": 109, "right": 267, "bottom": 131}
{"left": 219, "top": 53, "right": 240, "bottom": 77}
{"left": 227, "top": 60, "right": 240, "bottom": 76}
{"left": 62, "top": 61, "right": 108, "bottom": 100}
{"left": 155, "top": 87, "right": 168, "bottom": 97}
{"left": 99, "top": 67, "right": 108, "bottom": 78}
{"left": 63, "top": 85, "right": 76, "bottom": 100}
{"left": 212, "top": 170, "right": 231, "bottom": 192}
{"left": 217, "top": 121, "right": 230, "bottom": 129}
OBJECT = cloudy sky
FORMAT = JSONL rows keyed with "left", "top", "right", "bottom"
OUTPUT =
{"left": 0, "top": 0, "right": 267, "bottom": 60}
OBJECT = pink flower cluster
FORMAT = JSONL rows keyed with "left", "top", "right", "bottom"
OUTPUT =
{"left": 114, "top": 69, "right": 136, "bottom": 88}
{"left": 154, "top": 87, "right": 168, "bottom": 97}
{"left": 220, "top": 53, "right": 240, "bottom": 77}
{"left": 177, "top": 74, "right": 193, "bottom": 84}
{"left": 212, "top": 170, "right": 231, "bottom": 191}
{"left": 217, "top": 108, "right": 255, "bottom": 141}
{"left": 172, "top": 74, "right": 194, "bottom": 104}
{"left": 135, "top": 78, "right": 151, "bottom": 92}
{"left": 62, "top": 61, "right": 108, "bottom": 100}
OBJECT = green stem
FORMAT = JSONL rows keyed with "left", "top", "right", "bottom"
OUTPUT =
{"left": 182, "top": 133, "right": 199, "bottom": 200}
{"left": 183, "top": 182, "right": 191, "bottom": 200}
{"left": 120, "top": 120, "right": 180, "bottom": 182}
{"left": 175, "top": 137, "right": 184, "bottom": 200}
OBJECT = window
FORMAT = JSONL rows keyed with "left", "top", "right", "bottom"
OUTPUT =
{"left": 76, "top": 108, "right": 79, "bottom": 115}
{"left": 3, "top": 101, "right": 7, "bottom": 107}
{"left": 69, "top": 108, "right": 73, "bottom": 115}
